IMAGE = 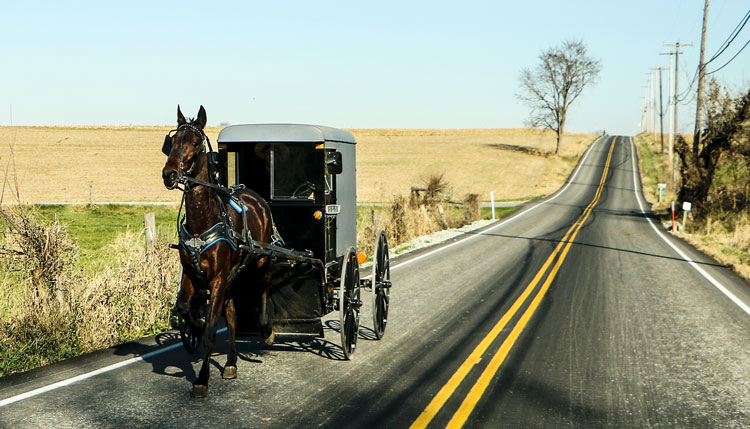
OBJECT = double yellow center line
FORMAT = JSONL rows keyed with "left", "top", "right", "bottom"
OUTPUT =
{"left": 411, "top": 137, "right": 617, "bottom": 429}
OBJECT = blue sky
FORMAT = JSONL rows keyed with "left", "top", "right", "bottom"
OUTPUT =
{"left": 2, "top": 1, "right": 749, "bottom": 135}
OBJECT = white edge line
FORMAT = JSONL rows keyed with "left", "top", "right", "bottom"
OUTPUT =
{"left": 389, "top": 135, "right": 606, "bottom": 272}
{"left": 0, "top": 327, "right": 228, "bottom": 407}
{"left": 1, "top": 136, "right": 608, "bottom": 407}
{"left": 628, "top": 137, "right": 750, "bottom": 316}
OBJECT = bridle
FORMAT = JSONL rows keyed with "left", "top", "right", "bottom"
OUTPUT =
{"left": 163, "top": 122, "right": 241, "bottom": 234}
{"left": 163, "top": 123, "right": 213, "bottom": 191}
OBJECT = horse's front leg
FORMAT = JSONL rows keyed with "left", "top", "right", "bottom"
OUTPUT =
{"left": 175, "top": 269, "right": 194, "bottom": 321}
{"left": 191, "top": 273, "right": 227, "bottom": 398}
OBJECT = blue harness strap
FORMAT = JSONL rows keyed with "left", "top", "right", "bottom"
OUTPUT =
{"left": 180, "top": 223, "right": 237, "bottom": 253}
{"left": 228, "top": 198, "right": 246, "bottom": 214}
{"left": 179, "top": 222, "right": 237, "bottom": 286}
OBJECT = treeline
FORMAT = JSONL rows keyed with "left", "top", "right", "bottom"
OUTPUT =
{"left": 675, "top": 78, "right": 750, "bottom": 220}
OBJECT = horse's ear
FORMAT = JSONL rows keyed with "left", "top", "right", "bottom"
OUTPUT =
{"left": 196, "top": 105, "right": 207, "bottom": 129}
{"left": 177, "top": 105, "right": 187, "bottom": 125}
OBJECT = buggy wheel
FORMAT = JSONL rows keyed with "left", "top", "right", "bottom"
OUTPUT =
{"left": 371, "top": 230, "right": 391, "bottom": 340}
{"left": 179, "top": 316, "right": 201, "bottom": 354}
{"left": 179, "top": 287, "right": 208, "bottom": 354}
{"left": 339, "top": 247, "right": 361, "bottom": 359}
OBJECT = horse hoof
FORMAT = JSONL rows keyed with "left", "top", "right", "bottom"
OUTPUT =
{"left": 190, "top": 384, "right": 208, "bottom": 398}
{"left": 263, "top": 330, "right": 275, "bottom": 345}
{"left": 223, "top": 365, "right": 237, "bottom": 380}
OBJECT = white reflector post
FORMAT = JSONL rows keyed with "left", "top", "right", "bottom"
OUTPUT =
{"left": 490, "top": 192, "right": 496, "bottom": 221}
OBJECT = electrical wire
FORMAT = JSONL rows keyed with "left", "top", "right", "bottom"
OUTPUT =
{"left": 707, "top": 38, "right": 750, "bottom": 74}
{"left": 675, "top": 6, "right": 750, "bottom": 103}
{"left": 677, "top": 68, "right": 699, "bottom": 103}
{"left": 705, "top": 8, "right": 750, "bottom": 66}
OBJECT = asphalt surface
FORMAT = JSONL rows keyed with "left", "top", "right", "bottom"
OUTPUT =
{"left": 1, "top": 136, "right": 749, "bottom": 428}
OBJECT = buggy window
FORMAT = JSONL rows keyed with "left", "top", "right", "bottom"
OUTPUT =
{"left": 271, "top": 144, "right": 317, "bottom": 200}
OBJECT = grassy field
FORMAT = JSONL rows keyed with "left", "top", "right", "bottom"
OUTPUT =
{"left": 0, "top": 126, "right": 595, "bottom": 204}
{"left": 33, "top": 205, "right": 178, "bottom": 273}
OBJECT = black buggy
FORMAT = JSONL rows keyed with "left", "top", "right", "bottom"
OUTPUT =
{"left": 185, "top": 124, "right": 392, "bottom": 358}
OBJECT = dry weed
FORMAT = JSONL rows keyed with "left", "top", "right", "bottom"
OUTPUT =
{"left": 357, "top": 173, "right": 483, "bottom": 255}
{"left": 73, "top": 231, "right": 178, "bottom": 349}
{"left": 0, "top": 205, "right": 77, "bottom": 311}
{"left": 732, "top": 215, "right": 750, "bottom": 251}
{"left": 463, "top": 194, "right": 480, "bottom": 224}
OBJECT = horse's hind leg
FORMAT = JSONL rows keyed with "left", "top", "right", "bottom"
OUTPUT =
{"left": 222, "top": 297, "right": 238, "bottom": 380}
{"left": 258, "top": 267, "right": 275, "bottom": 345}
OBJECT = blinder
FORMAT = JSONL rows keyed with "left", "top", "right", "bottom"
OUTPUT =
{"left": 207, "top": 151, "right": 220, "bottom": 182}
{"left": 162, "top": 124, "right": 220, "bottom": 183}
{"left": 162, "top": 134, "right": 172, "bottom": 156}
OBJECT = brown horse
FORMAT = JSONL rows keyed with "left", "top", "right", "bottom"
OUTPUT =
{"left": 162, "top": 105, "right": 274, "bottom": 398}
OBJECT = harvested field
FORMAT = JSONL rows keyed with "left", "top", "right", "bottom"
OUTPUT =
{"left": 352, "top": 128, "right": 594, "bottom": 202}
{"left": 0, "top": 126, "right": 595, "bottom": 203}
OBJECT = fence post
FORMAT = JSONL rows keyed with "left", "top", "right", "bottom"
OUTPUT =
{"left": 144, "top": 213, "right": 156, "bottom": 248}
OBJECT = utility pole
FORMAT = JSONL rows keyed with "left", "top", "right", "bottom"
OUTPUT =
{"left": 664, "top": 42, "right": 691, "bottom": 136}
{"left": 651, "top": 71, "right": 657, "bottom": 133}
{"left": 644, "top": 72, "right": 654, "bottom": 133}
{"left": 660, "top": 52, "right": 675, "bottom": 180}
{"left": 693, "top": 0, "right": 710, "bottom": 155}
{"left": 650, "top": 67, "right": 666, "bottom": 154}
{"left": 662, "top": 43, "right": 691, "bottom": 185}
{"left": 642, "top": 85, "right": 649, "bottom": 133}
{"left": 669, "top": 53, "right": 674, "bottom": 181}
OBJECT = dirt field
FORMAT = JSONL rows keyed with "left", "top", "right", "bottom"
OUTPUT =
{"left": 0, "top": 126, "right": 595, "bottom": 203}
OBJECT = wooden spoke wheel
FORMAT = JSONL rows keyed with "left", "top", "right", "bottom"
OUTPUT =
{"left": 371, "top": 230, "right": 391, "bottom": 340}
{"left": 339, "top": 247, "right": 361, "bottom": 359}
{"left": 179, "top": 316, "right": 202, "bottom": 354}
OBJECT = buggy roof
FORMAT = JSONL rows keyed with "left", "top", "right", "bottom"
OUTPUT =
{"left": 217, "top": 124, "right": 356, "bottom": 145}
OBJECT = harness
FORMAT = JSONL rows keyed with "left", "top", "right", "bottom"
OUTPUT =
{"left": 166, "top": 123, "right": 283, "bottom": 289}
{"left": 177, "top": 193, "right": 241, "bottom": 285}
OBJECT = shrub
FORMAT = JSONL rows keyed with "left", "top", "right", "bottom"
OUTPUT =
{"left": 0, "top": 206, "right": 179, "bottom": 376}
{"left": 356, "top": 176, "right": 484, "bottom": 256}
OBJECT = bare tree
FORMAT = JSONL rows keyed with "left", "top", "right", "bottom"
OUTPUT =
{"left": 517, "top": 40, "right": 601, "bottom": 154}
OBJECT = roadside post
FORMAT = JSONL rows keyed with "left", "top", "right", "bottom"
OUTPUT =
{"left": 658, "top": 183, "right": 666, "bottom": 202}
{"left": 144, "top": 213, "right": 156, "bottom": 248}
{"left": 490, "top": 192, "right": 496, "bottom": 221}
{"left": 671, "top": 201, "right": 676, "bottom": 232}
{"left": 682, "top": 202, "right": 692, "bottom": 232}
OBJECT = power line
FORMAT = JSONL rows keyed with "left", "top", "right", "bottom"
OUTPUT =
{"left": 677, "top": 6, "right": 750, "bottom": 103}
{"left": 677, "top": 67, "right": 699, "bottom": 103}
{"left": 706, "top": 37, "right": 750, "bottom": 74}
{"left": 705, "top": 7, "right": 750, "bottom": 65}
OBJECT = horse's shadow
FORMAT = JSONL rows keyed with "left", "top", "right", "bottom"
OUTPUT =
{"left": 125, "top": 317, "right": 381, "bottom": 387}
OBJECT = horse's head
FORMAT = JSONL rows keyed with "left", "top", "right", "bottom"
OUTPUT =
{"left": 161, "top": 105, "right": 208, "bottom": 189}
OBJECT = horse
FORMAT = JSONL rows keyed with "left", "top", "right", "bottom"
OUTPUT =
{"left": 161, "top": 105, "right": 274, "bottom": 398}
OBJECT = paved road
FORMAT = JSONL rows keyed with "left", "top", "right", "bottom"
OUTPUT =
{"left": 1, "top": 136, "right": 749, "bottom": 428}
